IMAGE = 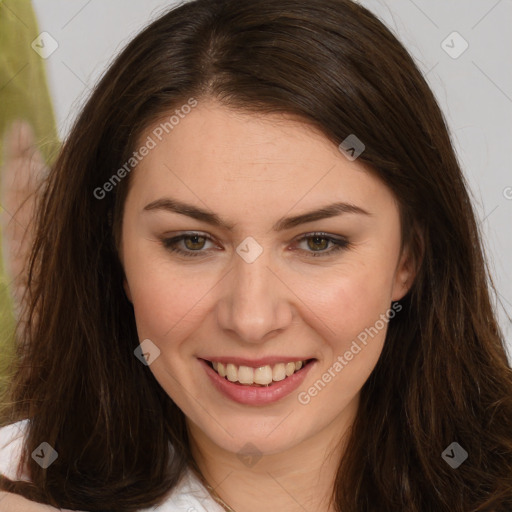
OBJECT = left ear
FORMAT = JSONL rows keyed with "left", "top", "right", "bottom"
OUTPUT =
{"left": 391, "top": 226, "right": 424, "bottom": 302}
{"left": 123, "top": 277, "right": 133, "bottom": 303}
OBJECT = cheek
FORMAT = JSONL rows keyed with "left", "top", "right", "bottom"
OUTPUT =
{"left": 310, "top": 263, "right": 395, "bottom": 343}
{"left": 302, "top": 276, "right": 392, "bottom": 407}
{"left": 122, "top": 238, "right": 188, "bottom": 338}
{"left": 305, "top": 259, "right": 397, "bottom": 396}
{"left": 128, "top": 270, "right": 198, "bottom": 339}
{"left": 124, "top": 249, "right": 217, "bottom": 348}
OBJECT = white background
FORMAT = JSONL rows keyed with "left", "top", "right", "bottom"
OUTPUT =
{"left": 28, "top": 0, "right": 512, "bottom": 357}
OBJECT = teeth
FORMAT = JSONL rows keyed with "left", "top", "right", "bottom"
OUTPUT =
{"left": 285, "top": 362, "right": 296, "bottom": 377}
{"left": 254, "top": 366, "right": 273, "bottom": 385}
{"left": 238, "top": 366, "right": 254, "bottom": 385}
{"left": 226, "top": 363, "right": 238, "bottom": 382}
{"left": 210, "top": 360, "right": 307, "bottom": 386}
{"left": 272, "top": 363, "right": 286, "bottom": 382}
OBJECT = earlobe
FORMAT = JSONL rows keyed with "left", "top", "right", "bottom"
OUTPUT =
{"left": 123, "top": 279, "right": 133, "bottom": 303}
{"left": 391, "top": 229, "right": 424, "bottom": 302}
{"left": 391, "top": 260, "right": 413, "bottom": 302}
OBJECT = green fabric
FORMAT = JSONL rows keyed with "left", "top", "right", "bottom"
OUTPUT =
{"left": 0, "top": 0, "right": 59, "bottom": 394}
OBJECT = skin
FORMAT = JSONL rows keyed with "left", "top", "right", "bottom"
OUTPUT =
{"left": 0, "top": 491, "right": 75, "bottom": 511}
{"left": 119, "top": 99, "right": 416, "bottom": 512}
{"left": 0, "top": 124, "right": 56, "bottom": 511}
{"left": 1, "top": 121, "right": 48, "bottom": 323}
{"left": 0, "top": 100, "right": 415, "bottom": 510}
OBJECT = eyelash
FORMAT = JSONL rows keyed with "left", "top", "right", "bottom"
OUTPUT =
{"left": 161, "top": 232, "right": 350, "bottom": 258}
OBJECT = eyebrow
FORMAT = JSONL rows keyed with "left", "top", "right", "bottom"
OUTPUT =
{"left": 143, "top": 197, "right": 371, "bottom": 232}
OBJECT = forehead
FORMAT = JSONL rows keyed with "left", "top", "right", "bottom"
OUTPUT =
{"left": 127, "top": 100, "right": 394, "bottom": 215}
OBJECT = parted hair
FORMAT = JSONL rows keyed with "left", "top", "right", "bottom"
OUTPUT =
{"left": 1, "top": 0, "right": 511, "bottom": 510}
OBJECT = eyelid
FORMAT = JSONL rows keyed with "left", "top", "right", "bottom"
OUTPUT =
{"left": 161, "top": 231, "right": 218, "bottom": 256}
{"left": 160, "top": 231, "right": 350, "bottom": 258}
{"left": 292, "top": 231, "right": 350, "bottom": 257}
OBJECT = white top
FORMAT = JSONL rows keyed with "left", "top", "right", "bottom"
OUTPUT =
{"left": 0, "top": 420, "right": 224, "bottom": 512}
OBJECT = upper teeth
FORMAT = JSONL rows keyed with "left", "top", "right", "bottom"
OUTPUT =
{"left": 212, "top": 361, "right": 305, "bottom": 386}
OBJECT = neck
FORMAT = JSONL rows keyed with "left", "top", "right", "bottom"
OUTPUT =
{"left": 188, "top": 396, "right": 358, "bottom": 512}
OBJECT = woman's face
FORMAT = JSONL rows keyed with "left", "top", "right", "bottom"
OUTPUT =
{"left": 120, "top": 100, "right": 413, "bottom": 456}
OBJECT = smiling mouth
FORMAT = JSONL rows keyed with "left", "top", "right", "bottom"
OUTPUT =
{"left": 205, "top": 359, "right": 315, "bottom": 387}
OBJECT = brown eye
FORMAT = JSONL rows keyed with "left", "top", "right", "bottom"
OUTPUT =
{"left": 183, "top": 235, "right": 207, "bottom": 251}
{"left": 162, "top": 232, "right": 216, "bottom": 258}
{"left": 296, "top": 232, "right": 350, "bottom": 258}
{"left": 307, "top": 236, "right": 330, "bottom": 252}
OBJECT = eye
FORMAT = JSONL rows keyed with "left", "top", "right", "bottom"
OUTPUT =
{"left": 160, "top": 231, "right": 350, "bottom": 259}
{"left": 294, "top": 232, "right": 350, "bottom": 257}
{"left": 161, "top": 232, "right": 217, "bottom": 258}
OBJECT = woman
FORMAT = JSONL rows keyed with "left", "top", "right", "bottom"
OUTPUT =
{"left": 1, "top": 0, "right": 511, "bottom": 510}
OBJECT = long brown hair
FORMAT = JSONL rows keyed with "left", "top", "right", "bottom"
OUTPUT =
{"left": 1, "top": 0, "right": 511, "bottom": 510}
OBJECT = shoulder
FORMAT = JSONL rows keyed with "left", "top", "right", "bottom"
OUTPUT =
{"left": 0, "top": 419, "right": 30, "bottom": 482}
{"left": 0, "top": 421, "right": 222, "bottom": 512}
{"left": 145, "top": 470, "right": 224, "bottom": 512}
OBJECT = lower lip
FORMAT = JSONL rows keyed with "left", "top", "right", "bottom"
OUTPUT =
{"left": 200, "top": 359, "right": 315, "bottom": 406}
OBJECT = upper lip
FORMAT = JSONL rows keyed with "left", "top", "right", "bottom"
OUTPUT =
{"left": 200, "top": 356, "right": 314, "bottom": 368}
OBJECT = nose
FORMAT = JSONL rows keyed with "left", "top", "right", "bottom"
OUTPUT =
{"left": 215, "top": 245, "right": 294, "bottom": 344}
